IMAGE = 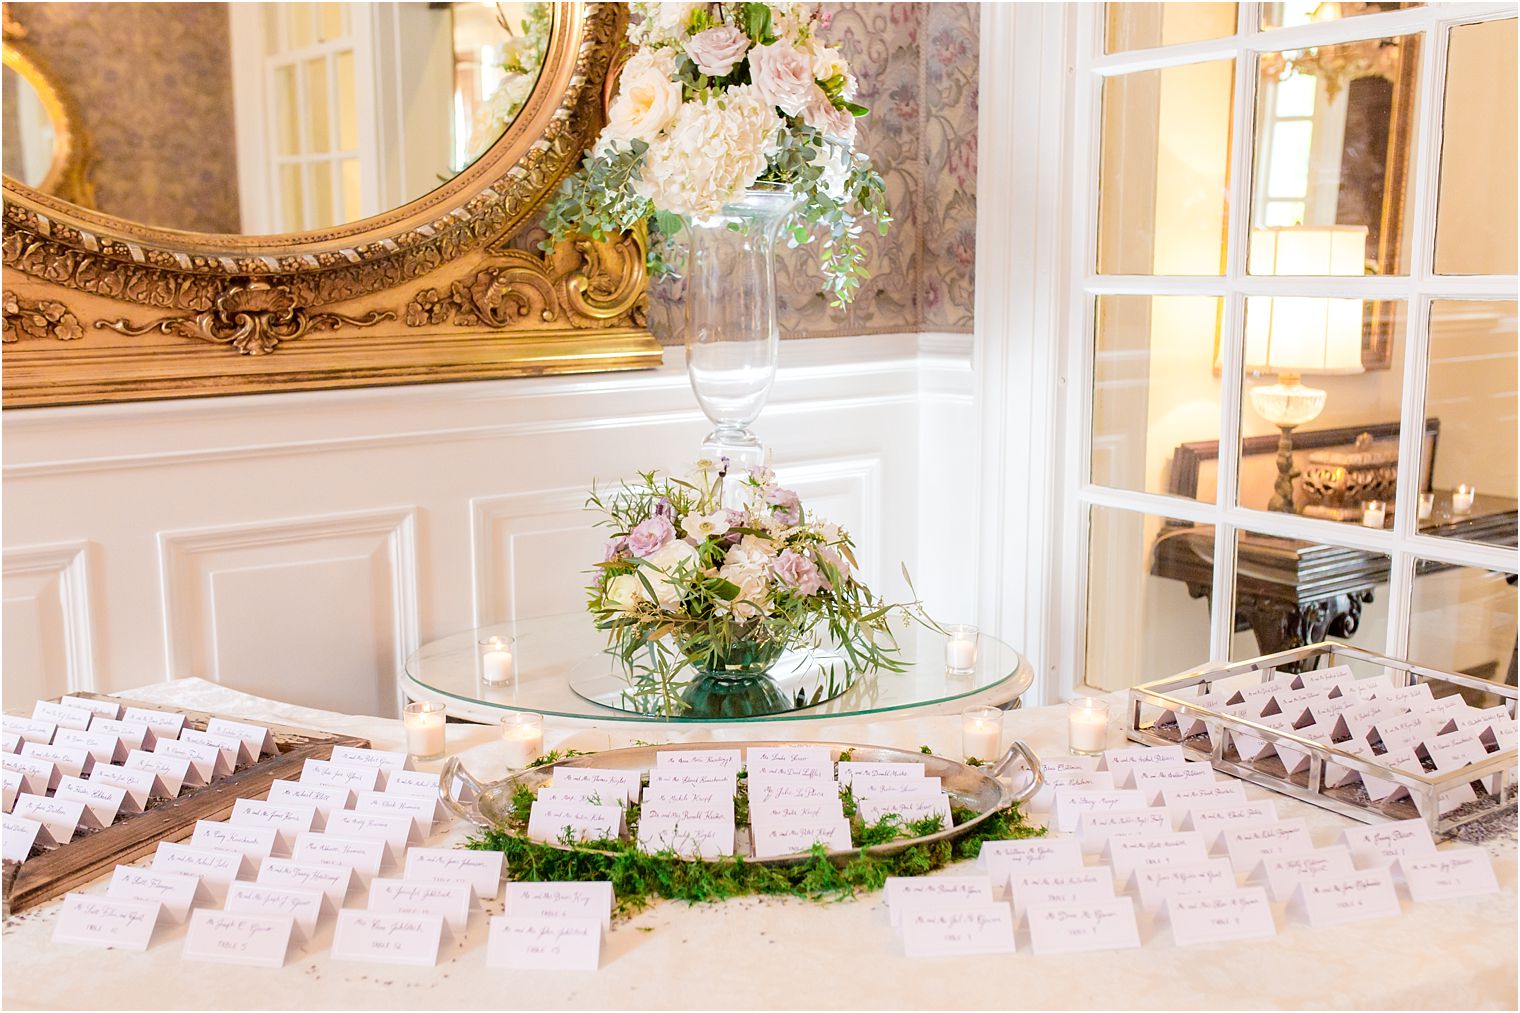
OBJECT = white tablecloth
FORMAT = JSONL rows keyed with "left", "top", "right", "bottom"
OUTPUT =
{"left": 3, "top": 679, "right": 1515, "bottom": 1011}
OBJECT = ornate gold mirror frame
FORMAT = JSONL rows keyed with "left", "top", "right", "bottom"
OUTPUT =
{"left": 0, "top": 1, "right": 658, "bottom": 408}
{"left": 1, "top": 11, "right": 93, "bottom": 210}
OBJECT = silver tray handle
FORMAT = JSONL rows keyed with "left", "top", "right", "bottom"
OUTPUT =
{"left": 438, "top": 756, "right": 491, "bottom": 829}
{"left": 990, "top": 740, "right": 1043, "bottom": 807}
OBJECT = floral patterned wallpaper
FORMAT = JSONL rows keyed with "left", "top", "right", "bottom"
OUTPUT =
{"left": 647, "top": 1, "right": 979, "bottom": 342}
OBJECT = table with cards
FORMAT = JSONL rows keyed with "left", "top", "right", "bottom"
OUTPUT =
{"left": 3, "top": 676, "right": 1516, "bottom": 1011}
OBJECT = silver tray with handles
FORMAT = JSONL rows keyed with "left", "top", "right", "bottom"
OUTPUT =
{"left": 439, "top": 739, "right": 1043, "bottom": 864}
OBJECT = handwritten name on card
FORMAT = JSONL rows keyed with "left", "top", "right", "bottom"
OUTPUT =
{"left": 1099, "top": 745, "right": 1187, "bottom": 788}
{"left": 655, "top": 749, "right": 743, "bottom": 772}
{"left": 1251, "top": 847, "right": 1356, "bottom": 902}
{"left": 230, "top": 798, "right": 318, "bottom": 850}
{"left": 12, "top": 793, "right": 84, "bottom": 845}
{"left": 178, "top": 729, "right": 247, "bottom": 770}
{"left": 1075, "top": 809, "right": 1173, "bottom": 854}
{"left": 504, "top": 882, "right": 614, "bottom": 930}
{"left": 857, "top": 794, "right": 953, "bottom": 828}
{"left": 1181, "top": 801, "right": 1278, "bottom": 850}
{"left": 332, "top": 910, "right": 444, "bottom": 968}
{"left": 885, "top": 876, "right": 994, "bottom": 927}
{"left": 746, "top": 799, "right": 842, "bottom": 826}
{"left": 122, "top": 707, "right": 186, "bottom": 739}
{"left": 1132, "top": 764, "right": 1215, "bottom": 805}
{"left": 1292, "top": 869, "right": 1401, "bottom": 927}
{"left": 299, "top": 759, "right": 381, "bottom": 793}
{"left": 292, "top": 832, "right": 387, "bottom": 878}
{"left": 2, "top": 768, "right": 18, "bottom": 813}
{"left": 1132, "top": 859, "right": 1237, "bottom": 911}
{"left": 901, "top": 904, "right": 1016, "bottom": 958}
{"left": 257, "top": 858, "right": 354, "bottom": 908}
{"left": 837, "top": 761, "right": 927, "bottom": 786}
{"left": 52, "top": 893, "right": 159, "bottom": 951}
{"left": 89, "top": 718, "right": 152, "bottom": 753}
{"left": 747, "top": 780, "right": 839, "bottom": 806}
{"left": 153, "top": 842, "right": 247, "bottom": 896}
{"left": 191, "top": 820, "right": 279, "bottom": 863}
{"left": 3, "top": 813, "right": 42, "bottom": 861}
{"left": 1223, "top": 819, "right": 1313, "bottom": 870}
{"left": 266, "top": 779, "right": 351, "bottom": 822}
{"left": 1160, "top": 782, "right": 1247, "bottom": 820}
{"left": 1106, "top": 832, "right": 1209, "bottom": 881}
{"left": 205, "top": 718, "right": 278, "bottom": 758}
{"left": 1050, "top": 789, "right": 1147, "bottom": 833}
{"left": 1340, "top": 819, "right": 1437, "bottom": 869}
{"left": 745, "top": 763, "right": 834, "bottom": 782}
{"left": 1028, "top": 770, "right": 1115, "bottom": 814}
{"left": 1026, "top": 897, "right": 1141, "bottom": 955}
{"left": 90, "top": 764, "right": 157, "bottom": 809}
{"left": 183, "top": 910, "right": 295, "bottom": 968}
{"left": 225, "top": 882, "right": 325, "bottom": 939}
{"left": 404, "top": 847, "right": 504, "bottom": 900}
{"left": 108, "top": 866, "right": 201, "bottom": 922}
{"left": 3, "top": 715, "right": 57, "bottom": 745}
{"left": 551, "top": 768, "right": 641, "bottom": 803}
{"left": 488, "top": 915, "right": 602, "bottom": 971}
{"left": 32, "top": 700, "right": 94, "bottom": 732}
{"left": 1397, "top": 847, "right": 1500, "bottom": 902}
{"left": 636, "top": 816, "right": 736, "bottom": 859}
{"left": 125, "top": 749, "right": 188, "bottom": 796}
{"left": 152, "top": 739, "right": 217, "bottom": 785}
{"left": 978, "top": 838, "right": 1085, "bottom": 881}
{"left": 854, "top": 777, "right": 946, "bottom": 800}
{"left": 22, "top": 742, "right": 91, "bottom": 779}
{"left": 326, "top": 809, "right": 416, "bottom": 856}
{"left": 55, "top": 727, "right": 125, "bottom": 767}
{"left": 4, "top": 754, "right": 58, "bottom": 795}
{"left": 368, "top": 878, "right": 472, "bottom": 935}
{"left": 745, "top": 746, "right": 833, "bottom": 768}
{"left": 1041, "top": 754, "right": 1102, "bottom": 775}
{"left": 751, "top": 820, "right": 851, "bottom": 859}
{"left": 1165, "top": 887, "right": 1277, "bottom": 946}
{"left": 643, "top": 771, "right": 738, "bottom": 795}
{"left": 354, "top": 790, "right": 438, "bottom": 836}
{"left": 526, "top": 801, "right": 623, "bottom": 845}
{"left": 55, "top": 775, "right": 129, "bottom": 825}
{"left": 1007, "top": 869, "right": 1115, "bottom": 919}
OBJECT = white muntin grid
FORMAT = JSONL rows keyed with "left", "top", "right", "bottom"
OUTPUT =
{"left": 1057, "top": 2, "right": 1520, "bottom": 696}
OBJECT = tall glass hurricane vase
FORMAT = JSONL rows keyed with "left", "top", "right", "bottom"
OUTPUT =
{"left": 683, "top": 185, "right": 799, "bottom": 485}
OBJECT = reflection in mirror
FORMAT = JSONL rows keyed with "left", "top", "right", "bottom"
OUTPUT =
{"left": 1410, "top": 560, "right": 1517, "bottom": 707}
{"left": 1104, "top": 3, "right": 1237, "bottom": 53}
{"left": 1435, "top": 18, "right": 1517, "bottom": 276}
{"left": 1261, "top": 1, "right": 1421, "bottom": 31}
{"left": 1250, "top": 34, "right": 1418, "bottom": 275}
{"left": 2, "top": 1, "right": 549, "bottom": 234}
{"left": 1, "top": 64, "right": 55, "bottom": 187}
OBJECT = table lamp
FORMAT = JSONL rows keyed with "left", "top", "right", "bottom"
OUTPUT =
{"left": 1246, "top": 226, "right": 1367, "bottom": 512}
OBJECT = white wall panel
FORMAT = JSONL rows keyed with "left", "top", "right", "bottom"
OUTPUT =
{"left": 1, "top": 542, "right": 94, "bottom": 705}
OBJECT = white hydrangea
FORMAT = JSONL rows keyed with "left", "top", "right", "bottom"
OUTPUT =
{"left": 628, "top": 1, "right": 704, "bottom": 47}
{"left": 634, "top": 85, "right": 783, "bottom": 218}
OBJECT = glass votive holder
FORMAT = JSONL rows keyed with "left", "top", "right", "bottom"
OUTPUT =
{"left": 1453, "top": 483, "right": 1476, "bottom": 514}
{"left": 1418, "top": 491, "right": 1435, "bottom": 521}
{"left": 945, "top": 624, "right": 979, "bottom": 674}
{"left": 961, "top": 704, "right": 1002, "bottom": 762}
{"left": 500, "top": 712, "right": 544, "bottom": 769}
{"left": 477, "top": 635, "right": 516, "bottom": 686}
{"left": 403, "top": 700, "right": 447, "bottom": 761}
{"left": 1361, "top": 499, "right": 1386, "bottom": 528}
{"left": 1067, "top": 696, "right": 1110, "bottom": 756}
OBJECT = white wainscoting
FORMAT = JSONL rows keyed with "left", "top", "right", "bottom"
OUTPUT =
{"left": 1, "top": 334, "right": 977, "bottom": 718}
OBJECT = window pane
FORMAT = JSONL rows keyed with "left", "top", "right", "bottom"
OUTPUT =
{"left": 1421, "top": 300, "right": 1518, "bottom": 546}
{"left": 335, "top": 51, "right": 358, "bottom": 151}
{"left": 286, "top": 3, "right": 317, "bottom": 49}
{"left": 1098, "top": 60, "right": 1235, "bottom": 275}
{"left": 1092, "top": 295, "right": 1225, "bottom": 500}
{"left": 1228, "top": 530, "right": 1390, "bottom": 662}
{"left": 1409, "top": 561, "right": 1517, "bottom": 708}
{"left": 279, "top": 164, "right": 304, "bottom": 232}
{"left": 1086, "top": 507, "right": 1215, "bottom": 690}
{"left": 1251, "top": 35, "right": 1419, "bottom": 276}
{"left": 1261, "top": 2, "right": 1420, "bottom": 30}
{"left": 303, "top": 58, "right": 332, "bottom": 153}
{"left": 309, "top": 162, "right": 334, "bottom": 229}
{"left": 1105, "top": 3, "right": 1237, "bottom": 52}
{"left": 1238, "top": 299, "right": 1407, "bottom": 518}
{"left": 1435, "top": 18, "right": 1517, "bottom": 276}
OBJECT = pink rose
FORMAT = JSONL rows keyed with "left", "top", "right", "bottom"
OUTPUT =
{"left": 765, "top": 487, "right": 802, "bottom": 526}
{"left": 803, "top": 87, "right": 857, "bottom": 143}
{"left": 683, "top": 25, "right": 749, "bottom": 77}
{"left": 771, "top": 550, "right": 824, "bottom": 596}
{"left": 627, "top": 516, "right": 676, "bottom": 557}
{"left": 749, "top": 41, "right": 817, "bottom": 117}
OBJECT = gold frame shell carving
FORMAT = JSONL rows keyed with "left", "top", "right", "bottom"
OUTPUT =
{"left": 0, "top": 1, "right": 659, "bottom": 408}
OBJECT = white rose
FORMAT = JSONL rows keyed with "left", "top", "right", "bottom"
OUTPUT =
{"left": 605, "top": 573, "right": 645, "bottom": 611}
{"left": 683, "top": 25, "right": 750, "bottom": 77}
{"left": 604, "top": 48, "right": 683, "bottom": 145}
{"left": 748, "top": 41, "right": 818, "bottom": 117}
{"left": 808, "top": 42, "right": 848, "bottom": 83}
{"left": 643, "top": 538, "right": 699, "bottom": 608}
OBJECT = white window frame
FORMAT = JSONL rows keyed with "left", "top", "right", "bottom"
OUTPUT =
{"left": 975, "top": 2, "right": 1519, "bottom": 705}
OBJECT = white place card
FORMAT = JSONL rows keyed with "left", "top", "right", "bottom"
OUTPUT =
{"left": 1026, "top": 897, "right": 1141, "bottom": 955}
{"left": 2, "top": 768, "right": 18, "bottom": 812}
{"left": 746, "top": 799, "right": 841, "bottom": 826}
{"left": 230, "top": 798, "right": 318, "bottom": 852}
{"left": 1105, "top": 831, "right": 1209, "bottom": 882}
{"left": 225, "top": 881, "right": 324, "bottom": 940}
{"left": 978, "top": 838, "right": 1085, "bottom": 880}
{"left": 22, "top": 741, "right": 92, "bottom": 779}
{"left": 1291, "top": 868, "right": 1401, "bottom": 927}
{"left": 368, "top": 878, "right": 471, "bottom": 935}
{"left": 4, "top": 753, "right": 58, "bottom": 794}
{"left": 1099, "top": 745, "right": 1187, "bottom": 788}
{"left": 153, "top": 841, "right": 249, "bottom": 898}
{"left": 179, "top": 729, "right": 251, "bottom": 769}
{"left": 1223, "top": 818, "right": 1313, "bottom": 871}
{"left": 3, "top": 715, "right": 57, "bottom": 745}
{"left": 299, "top": 758, "right": 381, "bottom": 794}
{"left": 1075, "top": 809, "right": 1173, "bottom": 854}
{"left": 1490, "top": 723, "right": 1517, "bottom": 752}
{"left": 354, "top": 790, "right": 438, "bottom": 836}
{"left": 655, "top": 749, "right": 743, "bottom": 772}
{"left": 837, "top": 761, "right": 927, "bottom": 786}
{"left": 747, "top": 780, "right": 840, "bottom": 805}
{"left": 1163, "top": 886, "right": 1276, "bottom": 946}
{"left": 192, "top": 820, "right": 280, "bottom": 864}
{"left": 332, "top": 910, "right": 444, "bottom": 967}
{"left": 1007, "top": 869, "right": 1115, "bottom": 919}
{"left": 536, "top": 786, "right": 631, "bottom": 809}
{"left": 1160, "top": 781, "right": 1247, "bottom": 821}
{"left": 488, "top": 915, "right": 601, "bottom": 970}
{"left": 55, "top": 727, "right": 127, "bottom": 766}
{"left": 90, "top": 764, "right": 158, "bottom": 809}
{"left": 52, "top": 893, "right": 159, "bottom": 951}
{"left": 1181, "top": 801, "right": 1279, "bottom": 850}
{"left": 326, "top": 809, "right": 419, "bottom": 857}
{"left": 751, "top": 819, "right": 851, "bottom": 858}
{"left": 4, "top": 731, "right": 24, "bottom": 754}
{"left": 257, "top": 858, "right": 354, "bottom": 909}
{"left": 550, "top": 767, "right": 641, "bottom": 804}
{"left": 89, "top": 717, "right": 154, "bottom": 753}
{"left": 504, "top": 882, "right": 614, "bottom": 931}
{"left": 1291, "top": 663, "right": 1354, "bottom": 691}
{"left": 1397, "top": 847, "right": 1500, "bottom": 902}
{"left": 292, "top": 832, "right": 387, "bottom": 879}
{"left": 13, "top": 792, "right": 84, "bottom": 845}
{"left": 266, "top": 779, "right": 351, "bottom": 823}
{"left": 404, "top": 847, "right": 504, "bottom": 900}
{"left": 122, "top": 707, "right": 186, "bottom": 740}
{"left": 1132, "top": 858, "right": 1237, "bottom": 911}
{"left": 746, "top": 745, "right": 833, "bottom": 767}
{"left": 640, "top": 784, "right": 736, "bottom": 808}
{"left": 33, "top": 700, "right": 94, "bottom": 732}
{"left": 885, "top": 875, "right": 994, "bottom": 927}
{"left": 125, "top": 749, "right": 188, "bottom": 795}
{"left": 3, "top": 813, "right": 42, "bottom": 861}
{"left": 639, "top": 798, "right": 736, "bottom": 823}
{"left": 1131, "top": 764, "right": 1215, "bottom": 804}
{"left": 60, "top": 695, "right": 120, "bottom": 720}
{"left": 206, "top": 718, "right": 278, "bottom": 759}
{"left": 643, "top": 771, "right": 738, "bottom": 794}
{"left": 108, "top": 865, "right": 203, "bottom": 922}
{"left": 183, "top": 910, "right": 294, "bottom": 968}
{"left": 527, "top": 801, "right": 623, "bottom": 845}
{"left": 55, "top": 775, "right": 132, "bottom": 824}
{"left": 1028, "top": 770, "right": 1115, "bottom": 814}
{"left": 636, "top": 816, "right": 736, "bottom": 859}
{"left": 745, "top": 763, "right": 834, "bottom": 782}
{"left": 152, "top": 739, "right": 218, "bottom": 785}
{"left": 1426, "top": 732, "right": 1488, "bottom": 776}
{"left": 854, "top": 776, "right": 946, "bottom": 801}
{"left": 1250, "top": 846, "right": 1356, "bottom": 902}
{"left": 901, "top": 904, "right": 1016, "bottom": 958}
{"left": 1050, "top": 789, "right": 1147, "bottom": 833}
{"left": 1040, "top": 754, "right": 1102, "bottom": 775}
{"left": 384, "top": 769, "right": 448, "bottom": 821}
{"left": 1340, "top": 819, "right": 1437, "bottom": 869}
{"left": 857, "top": 793, "right": 953, "bottom": 827}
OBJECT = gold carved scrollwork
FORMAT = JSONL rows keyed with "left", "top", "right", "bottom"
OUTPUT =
{"left": 98, "top": 282, "right": 394, "bottom": 356}
{"left": 2, "top": 291, "right": 83, "bottom": 343}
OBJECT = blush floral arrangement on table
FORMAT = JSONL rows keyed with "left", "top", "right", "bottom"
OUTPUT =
{"left": 587, "top": 459, "right": 924, "bottom": 717}
{"left": 542, "top": 1, "right": 891, "bottom": 307}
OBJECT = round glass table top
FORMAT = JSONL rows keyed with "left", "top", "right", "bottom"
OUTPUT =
{"left": 404, "top": 613, "right": 1033, "bottom": 723}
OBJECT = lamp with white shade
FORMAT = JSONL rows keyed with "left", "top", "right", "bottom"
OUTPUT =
{"left": 1245, "top": 225, "right": 1367, "bottom": 512}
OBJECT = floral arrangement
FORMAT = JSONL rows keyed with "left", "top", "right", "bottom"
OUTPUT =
{"left": 587, "top": 460, "right": 917, "bottom": 715}
{"left": 465, "top": 3, "right": 553, "bottom": 162}
{"left": 542, "top": 2, "right": 892, "bottom": 307}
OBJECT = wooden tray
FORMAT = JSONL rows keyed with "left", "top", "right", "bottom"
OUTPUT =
{"left": 3, "top": 691, "right": 368, "bottom": 915}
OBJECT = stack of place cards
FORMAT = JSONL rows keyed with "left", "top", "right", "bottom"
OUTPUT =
{"left": 746, "top": 746, "right": 850, "bottom": 858}
{"left": 843, "top": 761, "right": 954, "bottom": 829}
{"left": 488, "top": 882, "right": 613, "bottom": 970}
{"left": 884, "top": 874, "right": 1014, "bottom": 958}
{"left": 526, "top": 767, "right": 634, "bottom": 846}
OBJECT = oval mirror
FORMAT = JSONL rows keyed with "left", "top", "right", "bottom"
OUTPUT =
{"left": 1, "top": 63, "right": 56, "bottom": 189}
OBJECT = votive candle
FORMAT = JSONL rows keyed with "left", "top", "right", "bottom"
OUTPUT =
{"left": 945, "top": 624, "right": 978, "bottom": 674}
{"left": 1361, "top": 500, "right": 1386, "bottom": 528}
{"left": 1418, "top": 491, "right": 1435, "bottom": 521}
{"left": 403, "top": 701, "right": 446, "bottom": 760}
{"left": 961, "top": 705, "right": 1002, "bottom": 762}
{"left": 478, "top": 636, "right": 515, "bottom": 686}
{"left": 1067, "top": 697, "right": 1109, "bottom": 756}
{"left": 1453, "top": 484, "right": 1476, "bottom": 514}
{"left": 500, "top": 712, "right": 544, "bottom": 769}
